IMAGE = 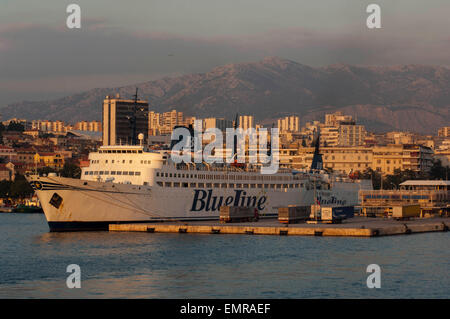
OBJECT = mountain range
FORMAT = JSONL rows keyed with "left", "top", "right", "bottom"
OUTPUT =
{"left": 1, "top": 56, "right": 449, "bottom": 133}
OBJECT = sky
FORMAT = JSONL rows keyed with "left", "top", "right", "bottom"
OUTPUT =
{"left": 1, "top": 0, "right": 450, "bottom": 107}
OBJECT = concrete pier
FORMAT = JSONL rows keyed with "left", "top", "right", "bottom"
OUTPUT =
{"left": 109, "top": 217, "right": 450, "bottom": 237}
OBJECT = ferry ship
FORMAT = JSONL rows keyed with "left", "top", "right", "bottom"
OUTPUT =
{"left": 26, "top": 144, "right": 372, "bottom": 231}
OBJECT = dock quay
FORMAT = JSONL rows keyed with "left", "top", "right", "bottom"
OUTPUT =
{"left": 359, "top": 180, "right": 450, "bottom": 218}
{"left": 109, "top": 217, "right": 450, "bottom": 237}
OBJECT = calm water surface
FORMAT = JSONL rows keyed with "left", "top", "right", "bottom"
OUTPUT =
{"left": 0, "top": 214, "right": 449, "bottom": 298}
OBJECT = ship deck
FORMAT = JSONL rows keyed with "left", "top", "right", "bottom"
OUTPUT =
{"left": 109, "top": 216, "right": 450, "bottom": 237}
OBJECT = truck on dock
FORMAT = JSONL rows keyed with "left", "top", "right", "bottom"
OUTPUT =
{"left": 392, "top": 204, "right": 420, "bottom": 220}
{"left": 219, "top": 206, "right": 259, "bottom": 223}
{"left": 319, "top": 206, "right": 355, "bottom": 223}
{"left": 278, "top": 205, "right": 311, "bottom": 224}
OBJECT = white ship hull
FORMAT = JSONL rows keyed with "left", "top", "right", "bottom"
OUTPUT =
{"left": 27, "top": 175, "right": 367, "bottom": 231}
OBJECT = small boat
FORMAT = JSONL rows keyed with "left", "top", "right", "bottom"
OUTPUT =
{"left": 11, "top": 204, "right": 44, "bottom": 214}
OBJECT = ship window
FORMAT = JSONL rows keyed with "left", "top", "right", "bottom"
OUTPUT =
{"left": 206, "top": 183, "right": 212, "bottom": 187}
{"left": 174, "top": 182, "right": 180, "bottom": 187}
{"left": 129, "top": 160, "right": 132, "bottom": 163}
{"left": 157, "top": 182, "right": 163, "bottom": 186}
{"left": 257, "top": 184, "right": 263, "bottom": 188}
{"left": 165, "top": 182, "right": 172, "bottom": 187}
{"left": 229, "top": 183, "right": 235, "bottom": 188}
{"left": 89, "top": 171, "right": 93, "bottom": 175}
{"left": 214, "top": 183, "right": 220, "bottom": 188}
{"left": 190, "top": 183, "right": 196, "bottom": 187}
{"left": 236, "top": 183, "right": 242, "bottom": 187}
{"left": 135, "top": 172, "right": 141, "bottom": 176}
{"left": 140, "top": 160, "right": 143, "bottom": 164}
{"left": 156, "top": 172, "right": 159, "bottom": 177}
{"left": 198, "top": 183, "right": 205, "bottom": 187}
{"left": 111, "top": 171, "right": 116, "bottom": 175}
{"left": 112, "top": 150, "right": 117, "bottom": 153}
{"left": 264, "top": 184, "right": 269, "bottom": 188}
{"left": 94, "top": 171, "right": 98, "bottom": 175}
{"left": 84, "top": 171, "right": 88, "bottom": 175}
{"left": 123, "top": 171, "right": 129, "bottom": 175}
{"left": 169, "top": 173, "right": 172, "bottom": 177}
{"left": 243, "top": 184, "right": 249, "bottom": 188}
{"left": 139, "top": 150, "right": 142, "bottom": 153}
{"left": 104, "top": 171, "right": 109, "bottom": 175}
{"left": 116, "top": 171, "right": 122, "bottom": 175}
{"left": 127, "top": 150, "right": 132, "bottom": 153}
{"left": 182, "top": 183, "right": 188, "bottom": 187}
{"left": 250, "top": 184, "right": 256, "bottom": 188}
{"left": 129, "top": 172, "right": 135, "bottom": 176}
{"left": 221, "top": 183, "right": 227, "bottom": 188}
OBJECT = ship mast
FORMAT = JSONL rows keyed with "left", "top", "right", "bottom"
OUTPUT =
{"left": 127, "top": 88, "right": 140, "bottom": 146}
{"left": 310, "top": 127, "right": 323, "bottom": 172}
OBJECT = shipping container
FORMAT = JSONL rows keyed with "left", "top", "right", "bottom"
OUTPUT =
{"left": 320, "top": 206, "right": 354, "bottom": 221}
{"left": 392, "top": 204, "right": 420, "bottom": 220}
{"left": 219, "top": 206, "right": 258, "bottom": 223}
{"left": 278, "top": 205, "right": 311, "bottom": 224}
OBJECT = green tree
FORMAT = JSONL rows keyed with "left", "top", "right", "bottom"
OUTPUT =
{"left": 9, "top": 174, "right": 33, "bottom": 198}
{"left": 360, "top": 167, "right": 382, "bottom": 190}
{"left": 37, "top": 166, "right": 57, "bottom": 176}
{"left": 0, "top": 180, "right": 12, "bottom": 198}
{"left": 301, "top": 139, "right": 307, "bottom": 147}
{"left": 428, "top": 160, "right": 449, "bottom": 180}
{"left": 60, "top": 163, "right": 81, "bottom": 178}
{"left": 6, "top": 121, "right": 24, "bottom": 132}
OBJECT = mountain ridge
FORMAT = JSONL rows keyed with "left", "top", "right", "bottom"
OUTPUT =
{"left": 1, "top": 57, "right": 449, "bottom": 134}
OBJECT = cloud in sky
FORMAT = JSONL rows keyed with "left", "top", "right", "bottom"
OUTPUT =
{"left": 1, "top": 0, "right": 450, "bottom": 107}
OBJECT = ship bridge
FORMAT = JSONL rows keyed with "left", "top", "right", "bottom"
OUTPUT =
{"left": 81, "top": 145, "right": 166, "bottom": 185}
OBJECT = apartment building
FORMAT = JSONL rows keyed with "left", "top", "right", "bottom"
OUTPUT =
{"left": 371, "top": 144, "right": 433, "bottom": 174}
{"left": 74, "top": 121, "right": 102, "bottom": 132}
{"left": 284, "top": 144, "right": 433, "bottom": 175}
{"left": 102, "top": 94, "right": 149, "bottom": 146}
{"left": 438, "top": 126, "right": 450, "bottom": 138}
{"left": 277, "top": 116, "right": 300, "bottom": 133}
{"left": 238, "top": 115, "right": 254, "bottom": 130}
{"left": 203, "top": 118, "right": 233, "bottom": 132}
